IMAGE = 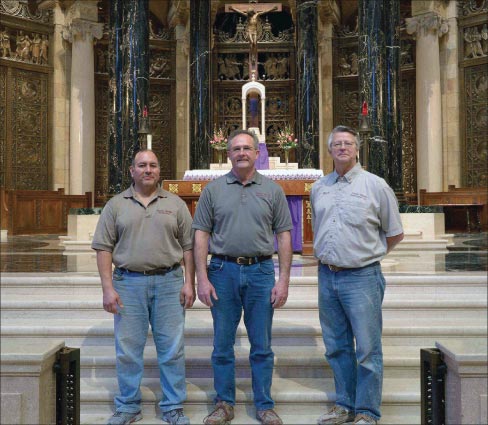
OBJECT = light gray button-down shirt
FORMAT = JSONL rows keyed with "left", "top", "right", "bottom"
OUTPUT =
{"left": 311, "top": 163, "right": 403, "bottom": 268}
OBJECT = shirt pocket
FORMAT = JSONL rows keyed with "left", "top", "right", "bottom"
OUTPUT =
{"left": 343, "top": 199, "right": 370, "bottom": 227}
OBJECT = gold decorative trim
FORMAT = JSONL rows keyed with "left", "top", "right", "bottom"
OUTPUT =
{"left": 304, "top": 183, "right": 313, "bottom": 193}
{"left": 169, "top": 183, "right": 179, "bottom": 193}
{"left": 305, "top": 200, "right": 312, "bottom": 222}
{"left": 192, "top": 183, "right": 202, "bottom": 194}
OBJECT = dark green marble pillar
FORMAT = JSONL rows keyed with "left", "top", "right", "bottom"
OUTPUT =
{"left": 295, "top": 0, "right": 319, "bottom": 169}
{"left": 108, "top": 0, "right": 149, "bottom": 194}
{"left": 358, "top": 0, "right": 387, "bottom": 178}
{"left": 358, "top": 0, "right": 402, "bottom": 188}
{"left": 189, "top": 0, "right": 211, "bottom": 170}
{"left": 384, "top": 0, "right": 402, "bottom": 192}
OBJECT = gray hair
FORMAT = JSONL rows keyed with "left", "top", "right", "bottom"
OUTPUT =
{"left": 327, "top": 125, "right": 361, "bottom": 150}
{"left": 227, "top": 129, "right": 259, "bottom": 150}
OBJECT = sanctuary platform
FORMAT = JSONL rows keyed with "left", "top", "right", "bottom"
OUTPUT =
{"left": 1, "top": 233, "right": 487, "bottom": 424}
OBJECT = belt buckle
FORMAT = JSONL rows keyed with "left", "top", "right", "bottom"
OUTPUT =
{"left": 236, "top": 257, "right": 249, "bottom": 265}
{"left": 328, "top": 264, "right": 340, "bottom": 272}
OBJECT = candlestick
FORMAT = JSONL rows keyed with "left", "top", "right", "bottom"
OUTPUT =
{"left": 147, "top": 134, "right": 152, "bottom": 150}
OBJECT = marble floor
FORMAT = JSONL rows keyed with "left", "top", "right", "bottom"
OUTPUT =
{"left": 1, "top": 232, "right": 487, "bottom": 275}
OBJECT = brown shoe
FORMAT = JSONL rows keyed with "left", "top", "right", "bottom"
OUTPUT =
{"left": 203, "top": 401, "right": 235, "bottom": 425}
{"left": 256, "top": 409, "right": 283, "bottom": 425}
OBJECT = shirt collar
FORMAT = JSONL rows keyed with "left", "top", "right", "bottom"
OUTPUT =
{"left": 333, "top": 163, "right": 363, "bottom": 183}
{"left": 225, "top": 170, "right": 262, "bottom": 185}
{"left": 122, "top": 184, "right": 167, "bottom": 199}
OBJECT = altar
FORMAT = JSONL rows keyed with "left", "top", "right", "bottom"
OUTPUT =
{"left": 163, "top": 169, "right": 323, "bottom": 255}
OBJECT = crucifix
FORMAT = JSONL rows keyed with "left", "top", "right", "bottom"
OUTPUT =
{"left": 225, "top": 1, "right": 282, "bottom": 80}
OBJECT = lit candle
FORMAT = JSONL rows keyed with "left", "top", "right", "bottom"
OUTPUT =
{"left": 147, "top": 134, "right": 152, "bottom": 150}
{"left": 361, "top": 101, "right": 368, "bottom": 116}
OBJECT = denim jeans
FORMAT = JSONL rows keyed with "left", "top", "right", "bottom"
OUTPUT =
{"left": 318, "top": 262, "right": 386, "bottom": 420}
{"left": 112, "top": 267, "right": 186, "bottom": 414}
{"left": 208, "top": 257, "right": 276, "bottom": 410}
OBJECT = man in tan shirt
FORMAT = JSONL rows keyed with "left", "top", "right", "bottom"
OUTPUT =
{"left": 92, "top": 150, "right": 195, "bottom": 425}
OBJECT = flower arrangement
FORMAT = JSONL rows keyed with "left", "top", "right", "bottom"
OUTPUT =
{"left": 276, "top": 125, "right": 298, "bottom": 150}
{"left": 210, "top": 127, "right": 228, "bottom": 151}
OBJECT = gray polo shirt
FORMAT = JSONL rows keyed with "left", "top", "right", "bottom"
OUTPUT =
{"left": 192, "top": 171, "right": 293, "bottom": 257}
{"left": 311, "top": 163, "right": 403, "bottom": 268}
{"left": 91, "top": 185, "right": 192, "bottom": 271}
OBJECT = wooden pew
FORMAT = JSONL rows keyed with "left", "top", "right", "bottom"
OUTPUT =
{"left": 1, "top": 188, "right": 92, "bottom": 235}
{"left": 419, "top": 186, "right": 487, "bottom": 232}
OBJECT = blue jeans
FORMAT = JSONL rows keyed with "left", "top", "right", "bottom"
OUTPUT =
{"left": 112, "top": 267, "right": 186, "bottom": 414}
{"left": 318, "top": 262, "right": 385, "bottom": 421}
{"left": 208, "top": 257, "right": 276, "bottom": 410}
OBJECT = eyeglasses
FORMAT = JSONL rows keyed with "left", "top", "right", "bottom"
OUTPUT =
{"left": 229, "top": 146, "right": 255, "bottom": 153}
{"left": 331, "top": 141, "right": 356, "bottom": 149}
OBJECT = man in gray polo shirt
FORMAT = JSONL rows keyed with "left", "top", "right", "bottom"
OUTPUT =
{"left": 193, "top": 129, "right": 293, "bottom": 425}
{"left": 92, "top": 149, "right": 195, "bottom": 425}
{"left": 311, "top": 126, "right": 404, "bottom": 425}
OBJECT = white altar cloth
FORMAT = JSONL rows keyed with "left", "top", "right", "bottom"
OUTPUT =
{"left": 183, "top": 169, "right": 323, "bottom": 181}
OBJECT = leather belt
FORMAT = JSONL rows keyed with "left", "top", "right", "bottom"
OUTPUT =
{"left": 116, "top": 264, "right": 180, "bottom": 276}
{"left": 212, "top": 254, "right": 273, "bottom": 265}
{"left": 322, "top": 261, "right": 379, "bottom": 273}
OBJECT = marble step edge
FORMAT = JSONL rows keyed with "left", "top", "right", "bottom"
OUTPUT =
{"left": 79, "top": 376, "right": 420, "bottom": 404}
{"left": 2, "top": 322, "right": 486, "bottom": 338}
{"left": 80, "top": 412, "right": 420, "bottom": 425}
{"left": 2, "top": 297, "right": 486, "bottom": 310}
{"left": 1, "top": 273, "right": 486, "bottom": 287}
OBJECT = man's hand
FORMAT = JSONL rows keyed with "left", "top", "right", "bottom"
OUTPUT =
{"left": 103, "top": 286, "right": 123, "bottom": 314}
{"left": 271, "top": 279, "right": 288, "bottom": 309}
{"left": 180, "top": 282, "right": 196, "bottom": 309}
{"left": 197, "top": 277, "right": 218, "bottom": 308}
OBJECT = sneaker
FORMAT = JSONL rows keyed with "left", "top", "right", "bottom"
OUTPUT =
{"left": 350, "top": 414, "right": 377, "bottom": 424}
{"left": 317, "top": 405, "right": 354, "bottom": 424}
{"left": 203, "top": 401, "right": 235, "bottom": 424}
{"left": 256, "top": 408, "right": 283, "bottom": 425}
{"left": 162, "top": 408, "right": 190, "bottom": 424}
{"left": 107, "top": 411, "right": 142, "bottom": 425}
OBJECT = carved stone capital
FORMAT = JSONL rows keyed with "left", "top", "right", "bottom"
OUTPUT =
{"left": 406, "top": 12, "right": 449, "bottom": 39}
{"left": 318, "top": 0, "right": 340, "bottom": 26}
{"left": 168, "top": 0, "right": 190, "bottom": 28}
{"left": 62, "top": 19, "right": 103, "bottom": 43}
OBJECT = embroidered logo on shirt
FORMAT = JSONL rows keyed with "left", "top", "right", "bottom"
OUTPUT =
{"left": 350, "top": 192, "right": 368, "bottom": 200}
{"left": 157, "top": 209, "right": 175, "bottom": 215}
{"left": 256, "top": 192, "right": 272, "bottom": 199}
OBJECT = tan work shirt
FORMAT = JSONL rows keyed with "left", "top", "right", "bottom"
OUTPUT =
{"left": 91, "top": 185, "right": 192, "bottom": 271}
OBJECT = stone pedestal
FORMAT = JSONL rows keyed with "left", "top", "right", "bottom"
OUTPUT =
{"left": 436, "top": 340, "right": 488, "bottom": 425}
{"left": 59, "top": 208, "right": 102, "bottom": 251}
{"left": 1, "top": 340, "right": 65, "bottom": 425}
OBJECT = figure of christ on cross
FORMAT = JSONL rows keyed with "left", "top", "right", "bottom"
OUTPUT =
{"left": 226, "top": 2, "right": 281, "bottom": 78}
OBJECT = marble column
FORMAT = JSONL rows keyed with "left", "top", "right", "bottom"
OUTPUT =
{"left": 406, "top": 12, "right": 448, "bottom": 192}
{"left": 51, "top": 1, "right": 69, "bottom": 191}
{"left": 358, "top": 0, "right": 387, "bottom": 178}
{"left": 189, "top": 0, "right": 211, "bottom": 170}
{"left": 318, "top": 7, "right": 338, "bottom": 174}
{"left": 296, "top": 0, "right": 319, "bottom": 169}
{"left": 63, "top": 12, "right": 103, "bottom": 195}
{"left": 107, "top": 0, "right": 149, "bottom": 194}
{"left": 384, "top": 0, "right": 402, "bottom": 192}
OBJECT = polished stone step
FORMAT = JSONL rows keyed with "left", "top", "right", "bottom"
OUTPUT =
{"left": 79, "top": 376, "right": 420, "bottom": 425}
{"left": 77, "top": 344, "right": 423, "bottom": 379}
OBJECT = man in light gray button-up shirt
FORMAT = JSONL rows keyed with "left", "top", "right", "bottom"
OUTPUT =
{"left": 312, "top": 126, "right": 404, "bottom": 425}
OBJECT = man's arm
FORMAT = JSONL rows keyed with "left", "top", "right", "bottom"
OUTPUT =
{"left": 194, "top": 229, "right": 218, "bottom": 307}
{"left": 180, "top": 249, "right": 196, "bottom": 309}
{"left": 386, "top": 233, "right": 404, "bottom": 253}
{"left": 96, "top": 249, "right": 123, "bottom": 314}
{"left": 271, "top": 230, "right": 292, "bottom": 308}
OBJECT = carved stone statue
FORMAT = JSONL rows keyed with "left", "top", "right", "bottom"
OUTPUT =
{"left": 0, "top": 29, "right": 11, "bottom": 58}
{"left": 39, "top": 34, "right": 48, "bottom": 64}
{"left": 31, "top": 33, "right": 41, "bottom": 64}
{"left": 338, "top": 56, "right": 351, "bottom": 76}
